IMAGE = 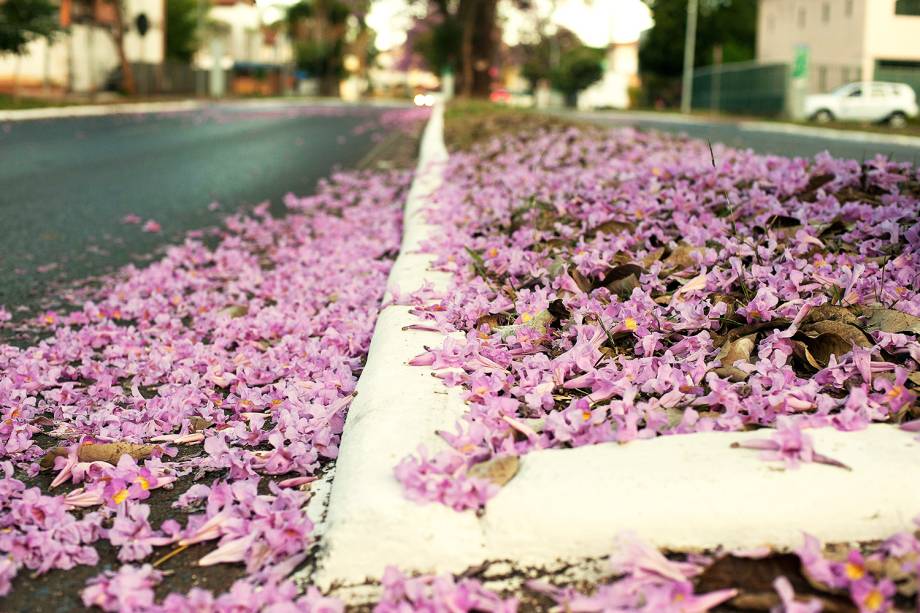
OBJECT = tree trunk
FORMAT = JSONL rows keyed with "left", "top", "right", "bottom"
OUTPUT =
{"left": 458, "top": 0, "right": 496, "bottom": 98}
{"left": 110, "top": 1, "right": 136, "bottom": 95}
{"left": 12, "top": 54, "right": 22, "bottom": 101}
{"left": 470, "top": 0, "right": 496, "bottom": 98}
{"left": 459, "top": 0, "right": 475, "bottom": 97}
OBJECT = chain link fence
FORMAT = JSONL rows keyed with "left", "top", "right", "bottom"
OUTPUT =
{"left": 691, "top": 61, "right": 789, "bottom": 117}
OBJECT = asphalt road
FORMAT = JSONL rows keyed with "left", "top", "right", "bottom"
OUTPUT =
{"left": 0, "top": 101, "right": 399, "bottom": 319}
{"left": 571, "top": 110, "right": 920, "bottom": 164}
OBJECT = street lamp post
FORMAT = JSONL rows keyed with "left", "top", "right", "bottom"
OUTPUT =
{"left": 680, "top": 0, "right": 698, "bottom": 114}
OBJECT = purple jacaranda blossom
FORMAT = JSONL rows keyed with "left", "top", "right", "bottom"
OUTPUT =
{"left": 397, "top": 122, "right": 920, "bottom": 517}
{"left": 733, "top": 418, "right": 849, "bottom": 470}
{"left": 107, "top": 502, "right": 174, "bottom": 562}
{"left": 902, "top": 419, "right": 920, "bottom": 441}
{"left": 0, "top": 556, "right": 19, "bottom": 597}
{"left": 872, "top": 367, "right": 917, "bottom": 414}
{"left": 82, "top": 564, "right": 162, "bottom": 612}
{"left": 375, "top": 566, "right": 517, "bottom": 613}
{"left": 0, "top": 152, "right": 418, "bottom": 604}
{"left": 796, "top": 533, "right": 845, "bottom": 589}
{"left": 771, "top": 576, "right": 822, "bottom": 613}
{"left": 530, "top": 532, "right": 736, "bottom": 612}
{"left": 849, "top": 577, "right": 896, "bottom": 613}
{"left": 394, "top": 446, "right": 498, "bottom": 512}
{"left": 101, "top": 455, "right": 176, "bottom": 507}
{"left": 737, "top": 287, "right": 780, "bottom": 323}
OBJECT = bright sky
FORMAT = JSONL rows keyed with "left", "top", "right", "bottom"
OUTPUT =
{"left": 260, "top": 0, "right": 654, "bottom": 51}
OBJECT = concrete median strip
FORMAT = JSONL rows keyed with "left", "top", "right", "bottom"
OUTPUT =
{"left": 311, "top": 103, "right": 920, "bottom": 600}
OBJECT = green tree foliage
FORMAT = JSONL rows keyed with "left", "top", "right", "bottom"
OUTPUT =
{"left": 0, "top": 0, "right": 61, "bottom": 55}
{"left": 639, "top": 0, "right": 756, "bottom": 77}
{"left": 165, "top": 0, "right": 199, "bottom": 62}
{"left": 518, "top": 26, "right": 581, "bottom": 89}
{"left": 287, "top": 0, "right": 361, "bottom": 95}
{"left": 550, "top": 45, "right": 605, "bottom": 104}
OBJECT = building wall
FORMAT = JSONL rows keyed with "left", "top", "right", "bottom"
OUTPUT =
{"left": 198, "top": 3, "right": 292, "bottom": 69}
{"left": 758, "top": 0, "right": 920, "bottom": 92}
{"left": 0, "top": 0, "right": 164, "bottom": 93}
{"left": 864, "top": 0, "right": 920, "bottom": 75}
{"left": 757, "top": 0, "right": 866, "bottom": 92}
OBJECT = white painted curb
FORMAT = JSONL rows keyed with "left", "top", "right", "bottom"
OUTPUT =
{"left": 312, "top": 103, "right": 920, "bottom": 596}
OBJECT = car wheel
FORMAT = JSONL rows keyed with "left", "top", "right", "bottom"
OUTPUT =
{"left": 813, "top": 109, "right": 834, "bottom": 123}
{"left": 888, "top": 112, "right": 908, "bottom": 129}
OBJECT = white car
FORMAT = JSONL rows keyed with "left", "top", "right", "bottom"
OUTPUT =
{"left": 805, "top": 81, "right": 919, "bottom": 128}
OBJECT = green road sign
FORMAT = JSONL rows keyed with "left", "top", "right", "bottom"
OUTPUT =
{"left": 792, "top": 45, "right": 809, "bottom": 79}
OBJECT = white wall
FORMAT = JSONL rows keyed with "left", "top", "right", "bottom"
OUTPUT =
{"left": 199, "top": 3, "right": 292, "bottom": 68}
{"left": 0, "top": 0, "right": 164, "bottom": 93}
{"left": 864, "top": 0, "right": 920, "bottom": 76}
{"left": 757, "top": 0, "right": 866, "bottom": 91}
{"left": 758, "top": 0, "right": 920, "bottom": 92}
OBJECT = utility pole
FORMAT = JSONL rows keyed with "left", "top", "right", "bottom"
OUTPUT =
{"left": 196, "top": 0, "right": 205, "bottom": 97}
{"left": 680, "top": 0, "right": 698, "bottom": 114}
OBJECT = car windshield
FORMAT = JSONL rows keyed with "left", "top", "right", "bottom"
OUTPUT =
{"left": 833, "top": 83, "right": 860, "bottom": 97}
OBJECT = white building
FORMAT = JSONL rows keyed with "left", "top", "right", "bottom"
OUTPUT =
{"left": 577, "top": 41, "right": 640, "bottom": 110}
{"left": 0, "top": 0, "right": 164, "bottom": 94}
{"left": 198, "top": 0, "right": 292, "bottom": 70}
{"left": 758, "top": 0, "right": 920, "bottom": 93}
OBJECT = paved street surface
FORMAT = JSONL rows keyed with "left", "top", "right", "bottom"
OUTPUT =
{"left": 0, "top": 101, "right": 398, "bottom": 317}
{"left": 571, "top": 110, "right": 920, "bottom": 164}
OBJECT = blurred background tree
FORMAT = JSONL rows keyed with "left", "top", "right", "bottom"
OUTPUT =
{"left": 550, "top": 44, "right": 604, "bottom": 106}
{"left": 408, "top": 0, "right": 536, "bottom": 98}
{"left": 0, "top": 0, "right": 61, "bottom": 55}
{"left": 165, "top": 0, "right": 199, "bottom": 62}
{"left": 518, "top": 25, "right": 580, "bottom": 90}
{"left": 287, "top": 0, "right": 369, "bottom": 96}
{"left": 0, "top": 0, "right": 61, "bottom": 98}
{"left": 639, "top": 0, "right": 756, "bottom": 107}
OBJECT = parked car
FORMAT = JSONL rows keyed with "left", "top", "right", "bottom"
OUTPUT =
{"left": 805, "top": 81, "right": 919, "bottom": 128}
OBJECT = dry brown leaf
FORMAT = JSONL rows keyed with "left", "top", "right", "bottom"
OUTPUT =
{"left": 77, "top": 442, "right": 157, "bottom": 464}
{"left": 587, "top": 219, "right": 634, "bottom": 238}
{"left": 863, "top": 308, "right": 920, "bottom": 335}
{"left": 696, "top": 554, "right": 856, "bottom": 613}
{"left": 713, "top": 334, "right": 757, "bottom": 382}
{"left": 803, "top": 304, "right": 859, "bottom": 327}
{"left": 800, "top": 321, "right": 872, "bottom": 348}
{"left": 803, "top": 333, "right": 855, "bottom": 367}
{"left": 38, "top": 447, "right": 68, "bottom": 470}
{"left": 468, "top": 455, "right": 520, "bottom": 487}
{"left": 663, "top": 243, "right": 704, "bottom": 270}
{"left": 866, "top": 553, "right": 918, "bottom": 597}
{"left": 791, "top": 339, "right": 823, "bottom": 371}
{"left": 496, "top": 310, "right": 554, "bottom": 339}
{"left": 793, "top": 321, "right": 872, "bottom": 368}
{"left": 218, "top": 305, "right": 249, "bottom": 318}
{"left": 475, "top": 314, "right": 504, "bottom": 331}
{"left": 641, "top": 247, "right": 666, "bottom": 269}
{"left": 602, "top": 264, "right": 644, "bottom": 299}
{"left": 189, "top": 417, "right": 213, "bottom": 432}
{"left": 40, "top": 441, "right": 157, "bottom": 470}
{"left": 568, "top": 267, "right": 594, "bottom": 293}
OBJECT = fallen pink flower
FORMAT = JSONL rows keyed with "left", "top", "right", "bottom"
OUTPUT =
{"left": 732, "top": 419, "right": 850, "bottom": 470}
